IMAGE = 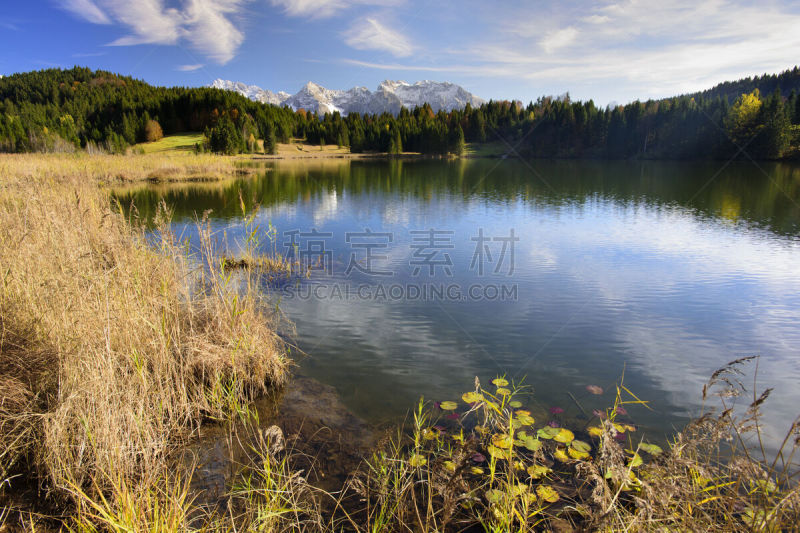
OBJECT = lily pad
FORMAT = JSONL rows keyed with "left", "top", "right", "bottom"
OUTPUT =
{"left": 586, "top": 385, "right": 604, "bottom": 395}
{"left": 568, "top": 447, "right": 590, "bottom": 460}
{"left": 571, "top": 440, "right": 591, "bottom": 453}
{"left": 491, "top": 433, "right": 514, "bottom": 449}
{"left": 639, "top": 442, "right": 663, "bottom": 456}
{"left": 527, "top": 464, "right": 551, "bottom": 479}
{"left": 537, "top": 426, "right": 561, "bottom": 440}
{"left": 496, "top": 387, "right": 511, "bottom": 396}
{"left": 440, "top": 401, "right": 457, "bottom": 410}
{"left": 587, "top": 426, "right": 603, "bottom": 437}
{"left": 488, "top": 445, "right": 512, "bottom": 460}
{"left": 628, "top": 452, "right": 643, "bottom": 468}
{"left": 536, "top": 484, "right": 560, "bottom": 503}
{"left": 553, "top": 428, "right": 575, "bottom": 444}
{"left": 492, "top": 378, "right": 509, "bottom": 387}
{"left": 409, "top": 454, "right": 427, "bottom": 467}
{"left": 509, "top": 400, "right": 523, "bottom": 408}
{"left": 462, "top": 391, "right": 484, "bottom": 404}
{"left": 554, "top": 447, "right": 571, "bottom": 462}
{"left": 515, "top": 412, "right": 535, "bottom": 426}
{"left": 522, "top": 437, "right": 543, "bottom": 451}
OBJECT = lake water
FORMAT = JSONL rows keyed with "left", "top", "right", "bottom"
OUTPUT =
{"left": 116, "top": 158, "right": 800, "bottom": 449}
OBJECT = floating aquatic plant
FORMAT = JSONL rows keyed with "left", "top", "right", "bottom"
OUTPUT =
{"left": 439, "top": 400, "right": 457, "bottom": 410}
{"left": 462, "top": 391, "right": 484, "bottom": 404}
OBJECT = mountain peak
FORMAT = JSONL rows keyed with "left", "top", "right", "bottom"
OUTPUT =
{"left": 209, "top": 79, "right": 484, "bottom": 116}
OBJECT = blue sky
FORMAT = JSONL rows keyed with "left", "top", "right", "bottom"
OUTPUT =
{"left": 2, "top": 0, "right": 800, "bottom": 105}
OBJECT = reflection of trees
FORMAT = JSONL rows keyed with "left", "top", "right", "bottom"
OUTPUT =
{"left": 114, "top": 160, "right": 800, "bottom": 237}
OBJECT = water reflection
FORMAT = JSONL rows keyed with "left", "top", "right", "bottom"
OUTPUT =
{"left": 115, "top": 159, "right": 800, "bottom": 450}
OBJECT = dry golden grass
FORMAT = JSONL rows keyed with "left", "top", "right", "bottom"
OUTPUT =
{"left": 0, "top": 158, "right": 289, "bottom": 519}
{"left": 0, "top": 152, "right": 252, "bottom": 185}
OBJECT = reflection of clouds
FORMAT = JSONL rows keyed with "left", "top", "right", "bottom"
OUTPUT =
{"left": 382, "top": 202, "right": 411, "bottom": 226}
{"left": 527, "top": 245, "right": 558, "bottom": 270}
{"left": 512, "top": 200, "right": 800, "bottom": 449}
{"left": 259, "top": 202, "right": 297, "bottom": 221}
{"left": 614, "top": 317, "right": 800, "bottom": 450}
{"left": 265, "top": 189, "right": 800, "bottom": 450}
{"left": 313, "top": 191, "right": 339, "bottom": 226}
{"left": 542, "top": 201, "right": 800, "bottom": 285}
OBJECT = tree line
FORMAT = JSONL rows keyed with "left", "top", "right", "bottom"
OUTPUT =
{"left": 1, "top": 66, "right": 799, "bottom": 159}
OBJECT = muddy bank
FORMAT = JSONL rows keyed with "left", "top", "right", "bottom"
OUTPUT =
{"left": 181, "top": 375, "right": 375, "bottom": 512}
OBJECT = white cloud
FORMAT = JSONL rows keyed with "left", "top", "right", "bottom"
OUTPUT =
{"left": 401, "top": 0, "right": 800, "bottom": 104}
{"left": 57, "top": 0, "right": 247, "bottom": 64}
{"left": 540, "top": 26, "right": 577, "bottom": 53}
{"left": 343, "top": 17, "right": 413, "bottom": 57}
{"left": 177, "top": 63, "right": 204, "bottom": 71}
{"left": 61, "top": 0, "right": 112, "bottom": 24}
{"left": 269, "top": 0, "right": 402, "bottom": 19}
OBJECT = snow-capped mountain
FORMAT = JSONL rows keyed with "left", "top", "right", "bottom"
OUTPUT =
{"left": 209, "top": 79, "right": 484, "bottom": 115}
{"left": 210, "top": 79, "right": 289, "bottom": 106}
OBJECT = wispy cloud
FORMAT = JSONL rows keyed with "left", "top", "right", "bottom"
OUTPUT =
{"left": 540, "top": 26, "right": 577, "bottom": 53}
{"left": 60, "top": 0, "right": 111, "bottom": 24}
{"left": 343, "top": 16, "right": 413, "bottom": 57}
{"left": 343, "top": 0, "right": 800, "bottom": 104}
{"left": 57, "top": 0, "right": 247, "bottom": 64}
{"left": 177, "top": 63, "right": 204, "bottom": 71}
{"left": 269, "top": 0, "right": 402, "bottom": 19}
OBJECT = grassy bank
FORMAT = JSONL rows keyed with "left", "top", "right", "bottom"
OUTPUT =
{"left": 0, "top": 159, "right": 292, "bottom": 529}
{"left": 0, "top": 152, "right": 252, "bottom": 184}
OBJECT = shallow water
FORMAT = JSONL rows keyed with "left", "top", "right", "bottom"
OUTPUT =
{"left": 117, "top": 158, "right": 800, "bottom": 452}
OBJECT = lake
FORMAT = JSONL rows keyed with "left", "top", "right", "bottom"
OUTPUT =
{"left": 116, "top": 158, "right": 800, "bottom": 450}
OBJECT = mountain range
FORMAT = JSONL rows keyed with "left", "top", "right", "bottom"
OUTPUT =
{"left": 209, "top": 79, "right": 485, "bottom": 116}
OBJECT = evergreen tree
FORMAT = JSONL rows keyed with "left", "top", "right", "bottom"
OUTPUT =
{"left": 209, "top": 117, "right": 240, "bottom": 155}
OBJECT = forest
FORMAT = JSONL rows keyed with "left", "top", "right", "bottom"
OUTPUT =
{"left": 1, "top": 66, "right": 799, "bottom": 159}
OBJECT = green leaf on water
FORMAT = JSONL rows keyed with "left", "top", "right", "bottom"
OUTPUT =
{"left": 462, "top": 392, "right": 484, "bottom": 404}
{"left": 536, "top": 484, "right": 560, "bottom": 503}
{"left": 496, "top": 387, "right": 511, "bottom": 396}
{"left": 492, "top": 378, "right": 509, "bottom": 387}
{"left": 515, "top": 412, "right": 535, "bottom": 426}
{"left": 509, "top": 400, "right": 523, "bottom": 408}
{"left": 491, "top": 433, "right": 513, "bottom": 449}
{"left": 553, "top": 428, "right": 575, "bottom": 444}
{"left": 568, "top": 447, "right": 590, "bottom": 460}
{"left": 639, "top": 442, "right": 663, "bottom": 456}
{"left": 571, "top": 440, "right": 591, "bottom": 453}
{"left": 628, "top": 452, "right": 643, "bottom": 468}
{"left": 523, "top": 437, "right": 543, "bottom": 451}
{"left": 488, "top": 445, "right": 512, "bottom": 460}
{"left": 440, "top": 401, "right": 458, "bottom": 410}
{"left": 527, "top": 464, "right": 551, "bottom": 479}
{"left": 537, "top": 426, "right": 561, "bottom": 439}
